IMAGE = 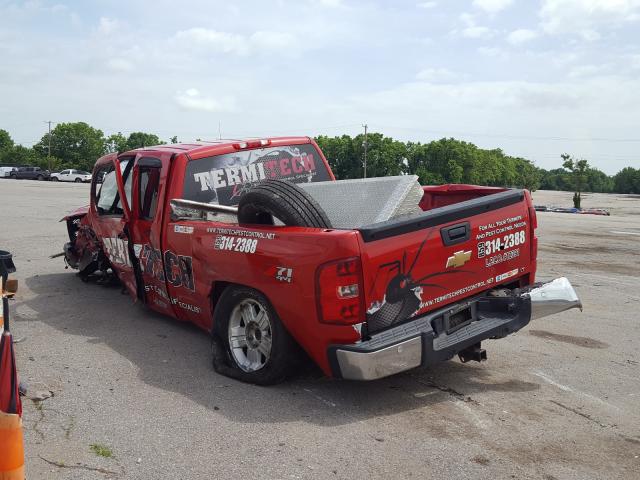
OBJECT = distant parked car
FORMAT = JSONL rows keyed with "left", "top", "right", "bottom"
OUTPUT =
{"left": 11, "top": 166, "right": 50, "bottom": 180}
{"left": 50, "top": 169, "right": 92, "bottom": 183}
{"left": 0, "top": 166, "right": 17, "bottom": 178}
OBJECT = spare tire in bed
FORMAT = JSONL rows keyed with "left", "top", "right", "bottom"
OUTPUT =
{"left": 237, "top": 179, "right": 332, "bottom": 228}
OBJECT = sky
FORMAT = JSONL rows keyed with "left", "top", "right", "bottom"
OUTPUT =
{"left": 0, "top": 0, "right": 639, "bottom": 174}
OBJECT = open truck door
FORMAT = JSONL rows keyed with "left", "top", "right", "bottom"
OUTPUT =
{"left": 90, "top": 154, "right": 138, "bottom": 298}
{"left": 126, "top": 154, "right": 174, "bottom": 313}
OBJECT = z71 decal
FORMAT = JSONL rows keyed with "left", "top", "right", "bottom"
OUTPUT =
{"left": 275, "top": 267, "right": 293, "bottom": 283}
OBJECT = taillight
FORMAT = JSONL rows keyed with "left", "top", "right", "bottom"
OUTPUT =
{"left": 528, "top": 206, "right": 538, "bottom": 261}
{"left": 528, "top": 206, "right": 538, "bottom": 230}
{"left": 316, "top": 257, "right": 364, "bottom": 325}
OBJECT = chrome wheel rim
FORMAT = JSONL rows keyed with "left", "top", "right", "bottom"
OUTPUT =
{"left": 228, "top": 299, "right": 272, "bottom": 372}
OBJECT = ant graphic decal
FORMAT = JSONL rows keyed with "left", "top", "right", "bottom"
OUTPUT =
{"left": 367, "top": 229, "right": 473, "bottom": 332}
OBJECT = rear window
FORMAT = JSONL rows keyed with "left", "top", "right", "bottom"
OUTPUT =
{"left": 182, "top": 143, "right": 331, "bottom": 205}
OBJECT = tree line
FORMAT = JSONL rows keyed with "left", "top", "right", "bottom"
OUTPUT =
{"left": 0, "top": 122, "right": 173, "bottom": 173}
{"left": 0, "top": 122, "right": 638, "bottom": 194}
{"left": 316, "top": 134, "right": 639, "bottom": 194}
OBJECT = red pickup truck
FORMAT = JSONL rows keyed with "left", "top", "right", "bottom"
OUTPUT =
{"left": 60, "top": 137, "right": 581, "bottom": 384}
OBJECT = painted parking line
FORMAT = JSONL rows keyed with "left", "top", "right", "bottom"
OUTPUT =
{"left": 610, "top": 231, "right": 640, "bottom": 236}
{"left": 531, "top": 370, "right": 620, "bottom": 411}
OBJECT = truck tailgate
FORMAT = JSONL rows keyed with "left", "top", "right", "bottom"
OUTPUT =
{"left": 357, "top": 189, "right": 535, "bottom": 333}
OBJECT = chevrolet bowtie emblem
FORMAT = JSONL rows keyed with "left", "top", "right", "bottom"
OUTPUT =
{"left": 446, "top": 250, "right": 472, "bottom": 268}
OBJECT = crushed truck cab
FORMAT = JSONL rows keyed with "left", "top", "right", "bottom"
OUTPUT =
{"left": 61, "top": 137, "right": 581, "bottom": 384}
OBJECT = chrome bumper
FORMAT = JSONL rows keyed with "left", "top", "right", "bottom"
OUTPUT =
{"left": 329, "top": 277, "right": 581, "bottom": 381}
{"left": 526, "top": 277, "right": 582, "bottom": 320}
{"left": 335, "top": 337, "right": 423, "bottom": 381}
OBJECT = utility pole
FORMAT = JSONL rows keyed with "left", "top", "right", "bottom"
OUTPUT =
{"left": 44, "top": 121, "right": 53, "bottom": 171}
{"left": 362, "top": 123, "right": 368, "bottom": 178}
{"left": 218, "top": 120, "right": 222, "bottom": 140}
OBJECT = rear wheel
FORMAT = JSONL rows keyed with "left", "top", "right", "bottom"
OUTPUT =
{"left": 37, "top": 175, "right": 44, "bottom": 181}
{"left": 74, "top": 178, "right": 82, "bottom": 183}
{"left": 211, "top": 286, "right": 296, "bottom": 385}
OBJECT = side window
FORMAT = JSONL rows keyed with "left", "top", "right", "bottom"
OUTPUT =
{"left": 138, "top": 166, "right": 160, "bottom": 220}
{"left": 94, "top": 165, "right": 122, "bottom": 216}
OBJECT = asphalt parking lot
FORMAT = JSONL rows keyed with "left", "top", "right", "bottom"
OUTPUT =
{"left": 1, "top": 180, "right": 638, "bottom": 479}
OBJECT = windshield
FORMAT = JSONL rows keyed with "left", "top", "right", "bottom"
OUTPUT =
{"left": 182, "top": 143, "right": 331, "bottom": 205}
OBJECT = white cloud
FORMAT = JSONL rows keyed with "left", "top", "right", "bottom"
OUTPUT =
{"left": 174, "top": 88, "right": 236, "bottom": 113}
{"left": 628, "top": 54, "right": 640, "bottom": 69}
{"left": 173, "top": 28, "right": 249, "bottom": 55}
{"left": 172, "top": 28, "right": 296, "bottom": 55}
{"left": 579, "top": 29, "right": 601, "bottom": 41}
{"left": 250, "top": 31, "right": 295, "bottom": 50}
{"left": 507, "top": 29, "right": 538, "bottom": 45}
{"left": 462, "top": 26, "right": 495, "bottom": 38}
{"left": 98, "top": 17, "right": 119, "bottom": 35}
{"left": 457, "top": 12, "right": 496, "bottom": 38}
{"left": 416, "top": 67, "right": 456, "bottom": 82}
{"left": 478, "top": 46, "right": 507, "bottom": 58}
{"left": 106, "top": 58, "right": 134, "bottom": 72}
{"left": 351, "top": 79, "right": 586, "bottom": 113}
{"left": 460, "top": 12, "right": 475, "bottom": 26}
{"left": 473, "top": 0, "right": 513, "bottom": 14}
{"left": 417, "top": 1, "right": 437, "bottom": 8}
{"left": 540, "top": 0, "right": 640, "bottom": 36}
{"left": 568, "top": 63, "right": 609, "bottom": 77}
{"left": 316, "top": 0, "right": 343, "bottom": 7}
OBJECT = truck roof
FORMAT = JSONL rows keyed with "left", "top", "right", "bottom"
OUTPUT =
{"left": 123, "top": 136, "right": 313, "bottom": 159}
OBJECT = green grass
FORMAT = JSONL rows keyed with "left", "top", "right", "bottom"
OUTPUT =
{"left": 89, "top": 443, "right": 114, "bottom": 458}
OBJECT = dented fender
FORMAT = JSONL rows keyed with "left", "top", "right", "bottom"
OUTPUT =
{"left": 59, "top": 205, "right": 89, "bottom": 223}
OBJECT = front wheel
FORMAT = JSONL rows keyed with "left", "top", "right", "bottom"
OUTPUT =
{"left": 211, "top": 286, "right": 296, "bottom": 385}
{"left": 37, "top": 175, "right": 44, "bottom": 181}
{"left": 51, "top": 177, "right": 59, "bottom": 182}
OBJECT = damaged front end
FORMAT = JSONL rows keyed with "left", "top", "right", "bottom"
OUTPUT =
{"left": 58, "top": 207, "right": 108, "bottom": 279}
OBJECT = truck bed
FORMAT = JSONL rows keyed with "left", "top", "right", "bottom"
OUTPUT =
{"left": 355, "top": 187, "right": 535, "bottom": 333}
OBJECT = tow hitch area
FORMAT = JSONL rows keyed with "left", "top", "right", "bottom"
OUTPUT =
{"left": 330, "top": 277, "right": 582, "bottom": 380}
{"left": 458, "top": 342, "right": 487, "bottom": 363}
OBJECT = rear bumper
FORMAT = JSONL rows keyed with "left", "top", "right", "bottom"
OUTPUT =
{"left": 328, "top": 277, "right": 580, "bottom": 380}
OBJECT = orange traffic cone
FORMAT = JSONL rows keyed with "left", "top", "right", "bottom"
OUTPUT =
{"left": 0, "top": 411, "right": 24, "bottom": 479}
